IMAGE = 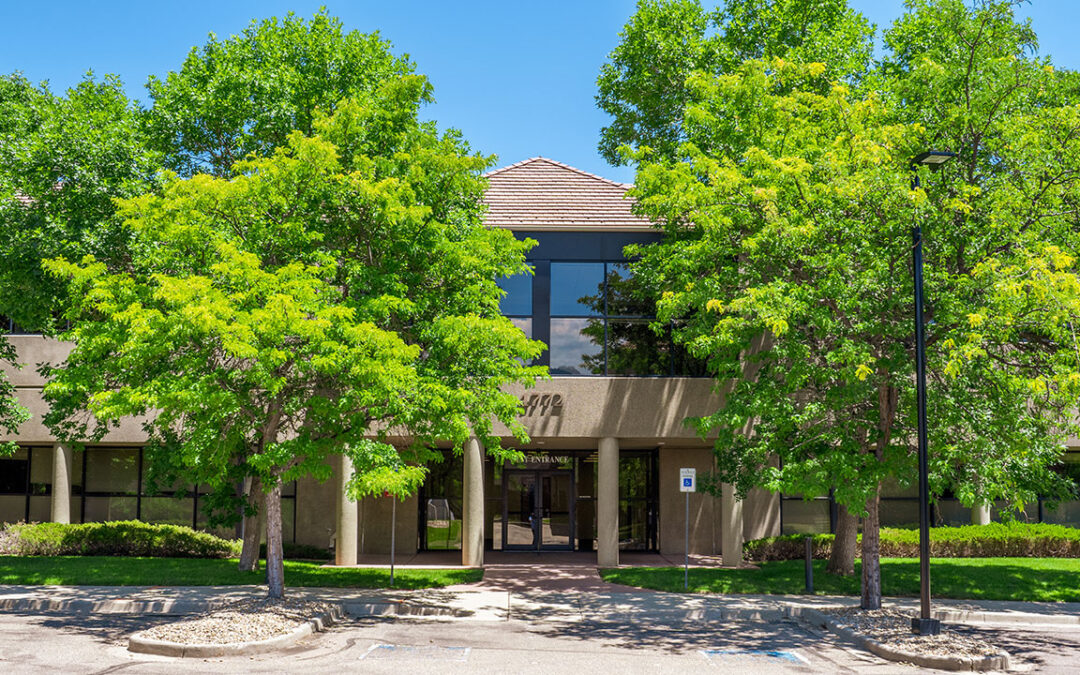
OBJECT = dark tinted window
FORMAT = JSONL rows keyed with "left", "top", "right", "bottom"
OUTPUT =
{"left": 497, "top": 272, "right": 533, "bottom": 316}
{"left": 0, "top": 455, "right": 28, "bottom": 493}
{"left": 550, "top": 263, "right": 603, "bottom": 316}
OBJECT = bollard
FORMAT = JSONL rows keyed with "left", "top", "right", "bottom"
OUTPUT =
{"left": 804, "top": 536, "right": 814, "bottom": 595}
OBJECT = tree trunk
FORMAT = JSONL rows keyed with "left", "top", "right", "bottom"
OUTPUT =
{"left": 860, "top": 487, "right": 882, "bottom": 609}
{"left": 826, "top": 503, "right": 857, "bottom": 576}
{"left": 238, "top": 476, "right": 263, "bottom": 572}
{"left": 264, "top": 479, "right": 285, "bottom": 598}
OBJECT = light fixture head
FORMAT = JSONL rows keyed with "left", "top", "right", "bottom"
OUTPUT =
{"left": 911, "top": 151, "right": 957, "bottom": 169}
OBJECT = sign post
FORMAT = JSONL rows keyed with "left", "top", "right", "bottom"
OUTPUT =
{"left": 679, "top": 468, "right": 696, "bottom": 591}
{"left": 384, "top": 490, "right": 396, "bottom": 587}
{"left": 386, "top": 466, "right": 401, "bottom": 587}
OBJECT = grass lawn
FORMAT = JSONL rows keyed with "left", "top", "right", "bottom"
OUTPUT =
{"left": 601, "top": 558, "right": 1080, "bottom": 602}
{"left": 0, "top": 556, "right": 482, "bottom": 589}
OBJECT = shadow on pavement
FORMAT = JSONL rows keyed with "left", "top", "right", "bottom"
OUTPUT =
{"left": 28, "top": 612, "right": 174, "bottom": 646}
{"left": 525, "top": 617, "right": 819, "bottom": 655}
{"left": 951, "top": 624, "right": 1080, "bottom": 671}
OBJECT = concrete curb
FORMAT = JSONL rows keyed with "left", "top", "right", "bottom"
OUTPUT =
{"left": 343, "top": 601, "right": 475, "bottom": 619}
{"left": 789, "top": 606, "right": 1010, "bottom": 672}
{"left": 0, "top": 597, "right": 222, "bottom": 615}
{"left": 127, "top": 606, "right": 342, "bottom": 657}
{"left": 932, "top": 608, "right": 1080, "bottom": 627}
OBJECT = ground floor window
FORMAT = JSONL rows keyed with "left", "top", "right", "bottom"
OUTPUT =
{"left": 417, "top": 453, "right": 463, "bottom": 551}
{"left": 418, "top": 448, "right": 659, "bottom": 553}
{"left": 0, "top": 445, "right": 296, "bottom": 542}
{"left": 0, "top": 446, "right": 54, "bottom": 523}
{"left": 780, "top": 453, "right": 1080, "bottom": 534}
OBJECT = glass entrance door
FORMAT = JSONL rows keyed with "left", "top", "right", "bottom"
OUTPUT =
{"left": 504, "top": 471, "right": 537, "bottom": 548}
{"left": 503, "top": 469, "right": 574, "bottom": 551}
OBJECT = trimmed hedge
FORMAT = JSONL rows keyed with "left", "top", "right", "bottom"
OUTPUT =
{"left": 745, "top": 533, "right": 836, "bottom": 562}
{"left": 260, "top": 542, "right": 333, "bottom": 561}
{"left": 745, "top": 522, "right": 1080, "bottom": 562}
{"left": 0, "top": 521, "right": 242, "bottom": 558}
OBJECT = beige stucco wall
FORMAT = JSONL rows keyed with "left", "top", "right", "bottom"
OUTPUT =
{"left": 295, "top": 474, "right": 336, "bottom": 549}
{"left": 0, "top": 335, "right": 72, "bottom": 387}
{"left": 495, "top": 378, "right": 720, "bottom": 446}
{"left": 658, "top": 447, "right": 719, "bottom": 555}
{"left": 744, "top": 487, "right": 781, "bottom": 541}
{"left": 0, "top": 336, "right": 146, "bottom": 444}
{"left": 358, "top": 493, "right": 418, "bottom": 556}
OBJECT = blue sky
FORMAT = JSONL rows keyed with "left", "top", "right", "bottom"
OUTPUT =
{"left": 1, "top": 1, "right": 1076, "bottom": 184}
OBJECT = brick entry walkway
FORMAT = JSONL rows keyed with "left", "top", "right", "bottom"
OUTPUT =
{"left": 352, "top": 550, "right": 728, "bottom": 593}
{"left": 447, "top": 551, "right": 711, "bottom": 593}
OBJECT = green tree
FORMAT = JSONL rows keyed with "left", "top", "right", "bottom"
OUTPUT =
{"left": 139, "top": 10, "right": 433, "bottom": 567}
{"left": 146, "top": 10, "right": 412, "bottom": 177}
{"left": 599, "top": 0, "right": 876, "bottom": 574}
{"left": 596, "top": 0, "right": 873, "bottom": 166}
{"left": 0, "top": 73, "right": 155, "bottom": 459}
{"left": 623, "top": 0, "right": 1080, "bottom": 609}
{"left": 0, "top": 73, "right": 158, "bottom": 333}
{"left": 44, "top": 78, "right": 544, "bottom": 598}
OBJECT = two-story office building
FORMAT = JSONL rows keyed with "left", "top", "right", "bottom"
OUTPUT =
{"left": 2, "top": 157, "right": 1078, "bottom": 566}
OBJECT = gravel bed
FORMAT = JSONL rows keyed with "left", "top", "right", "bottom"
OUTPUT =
{"left": 824, "top": 608, "right": 1003, "bottom": 659}
{"left": 139, "top": 598, "right": 335, "bottom": 645}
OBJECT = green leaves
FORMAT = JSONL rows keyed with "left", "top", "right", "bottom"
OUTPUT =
{"left": 622, "top": 1, "right": 1080, "bottom": 521}
{"left": 597, "top": 0, "right": 874, "bottom": 166}
{"left": 145, "top": 10, "right": 414, "bottom": 177}
{"left": 45, "top": 74, "right": 543, "bottom": 508}
{"left": 0, "top": 73, "right": 158, "bottom": 334}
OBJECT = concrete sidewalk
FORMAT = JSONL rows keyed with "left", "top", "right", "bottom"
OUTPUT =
{"left": 1, "top": 583, "right": 1077, "bottom": 628}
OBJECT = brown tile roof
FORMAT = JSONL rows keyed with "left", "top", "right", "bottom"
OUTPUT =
{"left": 483, "top": 157, "right": 652, "bottom": 230}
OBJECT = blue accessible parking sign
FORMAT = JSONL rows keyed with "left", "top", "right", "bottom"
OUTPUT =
{"left": 679, "top": 468, "right": 696, "bottom": 492}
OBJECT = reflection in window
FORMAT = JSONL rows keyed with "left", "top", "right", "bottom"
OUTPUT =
{"left": 605, "top": 263, "right": 649, "bottom": 316}
{"left": 510, "top": 318, "right": 533, "bottom": 339}
{"left": 420, "top": 452, "right": 464, "bottom": 551}
{"left": 606, "top": 319, "right": 669, "bottom": 376}
{"left": 550, "top": 262, "right": 696, "bottom": 376}
{"left": 85, "top": 448, "right": 138, "bottom": 494}
{"left": 496, "top": 259, "right": 707, "bottom": 376}
{"left": 550, "top": 318, "right": 603, "bottom": 375}
{"left": 781, "top": 498, "right": 832, "bottom": 534}
{"left": 142, "top": 496, "right": 196, "bottom": 527}
{"left": 618, "top": 452, "right": 657, "bottom": 550}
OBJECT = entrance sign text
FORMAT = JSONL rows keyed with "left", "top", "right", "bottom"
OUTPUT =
{"left": 521, "top": 454, "right": 571, "bottom": 465}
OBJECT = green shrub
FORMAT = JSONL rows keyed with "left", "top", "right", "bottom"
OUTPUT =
{"left": 744, "top": 533, "right": 835, "bottom": 561}
{"left": 744, "top": 522, "right": 1080, "bottom": 561}
{"left": 0, "top": 521, "right": 242, "bottom": 558}
{"left": 259, "top": 542, "right": 332, "bottom": 560}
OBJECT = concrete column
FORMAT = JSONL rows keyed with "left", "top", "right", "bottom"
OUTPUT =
{"left": 971, "top": 502, "right": 991, "bottom": 526}
{"left": 336, "top": 453, "right": 358, "bottom": 566}
{"left": 597, "top": 437, "right": 619, "bottom": 567}
{"left": 50, "top": 443, "right": 72, "bottom": 524}
{"left": 721, "top": 483, "right": 744, "bottom": 567}
{"left": 462, "top": 437, "right": 484, "bottom": 567}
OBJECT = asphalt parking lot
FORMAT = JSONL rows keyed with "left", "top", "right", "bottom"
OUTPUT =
{"left": 3, "top": 609, "right": 1080, "bottom": 674}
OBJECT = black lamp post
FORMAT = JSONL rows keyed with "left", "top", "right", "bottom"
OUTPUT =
{"left": 909, "top": 150, "right": 955, "bottom": 636}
